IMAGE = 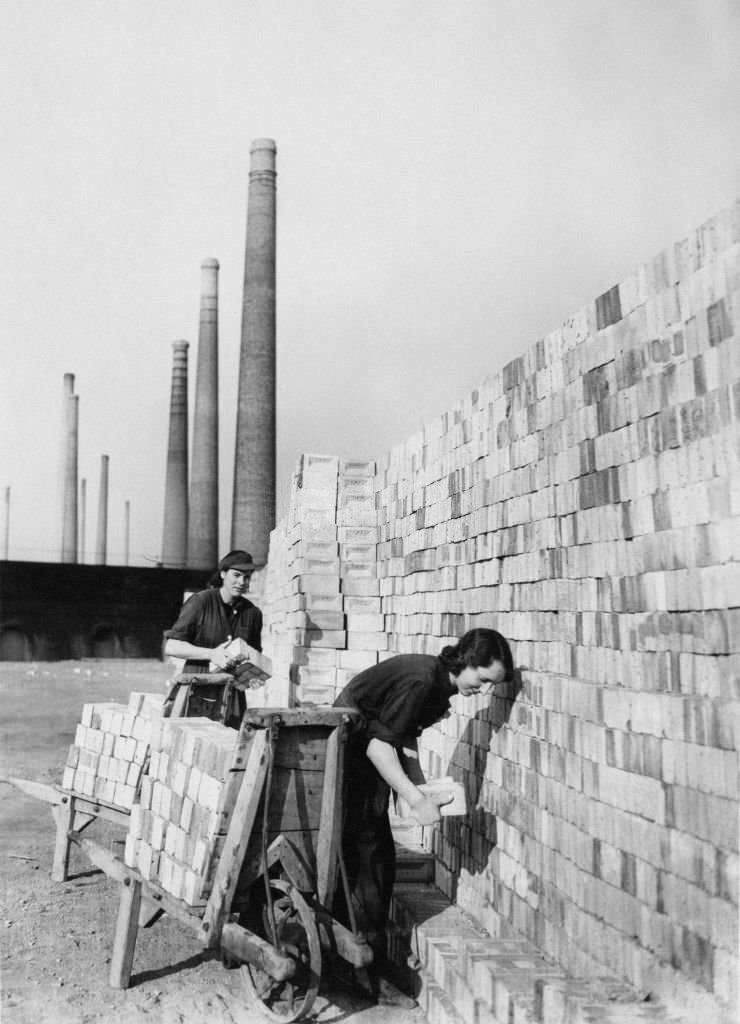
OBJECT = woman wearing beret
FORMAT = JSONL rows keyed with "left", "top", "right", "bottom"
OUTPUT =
{"left": 163, "top": 550, "right": 263, "bottom": 698}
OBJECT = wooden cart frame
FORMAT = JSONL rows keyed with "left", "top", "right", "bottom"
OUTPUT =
{"left": 11, "top": 705, "right": 372, "bottom": 1022}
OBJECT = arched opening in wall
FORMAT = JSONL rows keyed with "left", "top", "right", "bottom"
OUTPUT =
{"left": 90, "top": 624, "right": 121, "bottom": 659}
{"left": 122, "top": 635, "right": 142, "bottom": 658}
{"left": 0, "top": 624, "right": 33, "bottom": 661}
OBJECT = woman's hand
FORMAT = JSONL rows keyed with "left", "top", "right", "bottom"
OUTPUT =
{"left": 409, "top": 790, "right": 454, "bottom": 825}
{"left": 210, "top": 642, "right": 236, "bottom": 670}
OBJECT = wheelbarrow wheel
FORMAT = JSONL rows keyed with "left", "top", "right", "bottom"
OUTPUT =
{"left": 239, "top": 879, "right": 321, "bottom": 1022}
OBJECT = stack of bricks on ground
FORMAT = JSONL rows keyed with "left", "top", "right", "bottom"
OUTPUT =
{"left": 260, "top": 453, "right": 389, "bottom": 706}
{"left": 251, "top": 200, "right": 739, "bottom": 1022}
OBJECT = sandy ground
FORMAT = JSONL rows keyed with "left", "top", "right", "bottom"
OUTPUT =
{"left": 0, "top": 661, "right": 426, "bottom": 1024}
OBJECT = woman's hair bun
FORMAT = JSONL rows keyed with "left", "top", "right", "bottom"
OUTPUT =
{"left": 439, "top": 642, "right": 463, "bottom": 672}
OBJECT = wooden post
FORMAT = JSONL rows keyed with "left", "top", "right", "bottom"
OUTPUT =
{"left": 51, "top": 795, "right": 76, "bottom": 881}
{"left": 109, "top": 876, "right": 143, "bottom": 989}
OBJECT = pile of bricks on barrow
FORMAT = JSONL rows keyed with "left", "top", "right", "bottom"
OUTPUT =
{"left": 64, "top": 697, "right": 240, "bottom": 907}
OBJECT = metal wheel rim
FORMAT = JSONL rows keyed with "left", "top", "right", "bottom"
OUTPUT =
{"left": 239, "top": 879, "right": 321, "bottom": 1022}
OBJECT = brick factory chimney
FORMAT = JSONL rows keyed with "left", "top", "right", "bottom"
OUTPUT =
{"left": 79, "top": 478, "right": 86, "bottom": 563}
{"left": 61, "top": 374, "right": 79, "bottom": 563}
{"left": 162, "top": 340, "right": 189, "bottom": 568}
{"left": 57, "top": 374, "right": 74, "bottom": 554}
{"left": 95, "top": 454, "right": 109, "bottom": 565}
{"left": 231, "top": 138, "right": 277, "bottom": 566}
{"left": 124, "top": 499, "right": 130, "bottom": 566}
{"left": 188, "top": 258, "right": 220, "bottom": 569}
{"left": 3, "top": 486, "right": 9, "bottom": 560}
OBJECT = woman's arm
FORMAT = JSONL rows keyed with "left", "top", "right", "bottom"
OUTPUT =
{"left": 163, "top": 637, "right": 232, "bottom": 668}
{"left": 400, "top": 740, "right": 426, "bottom": 787}
{"left": 366, "top": 738, "right": 448, "bottom": 825}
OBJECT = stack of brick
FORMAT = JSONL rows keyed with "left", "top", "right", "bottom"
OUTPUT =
{"left": 373, "top": 200, "right": 740, "bottom": 1021}
{"left": 284, "top": 453, "right": 344, "bottom": 705}
{"left": 255, "top": 202, "right": 738, "bottom": 1018}
{"left": 260, "top": 454, "right": 387, "bottom": 705}
{"left": 250, "top": 521, "right": 292, "bottom": 707}
{"left": 337, "top": 458, "right": 385, "bottom": 688}
{"left": 124, "top": 716, "right": 239, "bottom": 906}
{"left": 375, "top": 400, "right": 488, "bottom": 658}
{"left": 388, "top": 885, "right": 683, "bottom": 1024}
{"left": 62, "top": 691, "right": 164, "bottom": 809}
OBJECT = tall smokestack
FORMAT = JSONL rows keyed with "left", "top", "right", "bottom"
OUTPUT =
{"left": 3, "top": 486, "right": 9, "bottom": 560}
{"left": 95, "top": 455, "right": 109, "bottom": 564}
{"left": 79, "top": 478, "right": 86, "bottom": 564}
{"left": 58, "top": 373, "right": 78, "bottom": 563}
{"left": 162, "top": 340, "right": 189, "bottom": 568}
{"left": 188, "top": 258, "right": 220, "bottom": 568}
{"left": 124, "top": 500, "right": 130, "bottom": 566}
{"left": 61, "top": 390, "right": 79, "bottom": 563}
{"left": 57, "top": 375, "right": 74, "bottom": 544}
{"left": 231, "top": 138, "right": 277, "bottom": 565}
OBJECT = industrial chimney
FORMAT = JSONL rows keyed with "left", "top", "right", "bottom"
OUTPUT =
{"left": 79, "top": 478, "right": 86, "bottom": 564}
{"left": 188, "top": 258, "right": 220, "bottom": 568}
{"left": 161, "top": 340, "right": 189, "bottom": 568}
{"left": 231, "top": 138, "right": 277, "bottom": 566}
{"left": 60, "top": 374, "right": 79, "bottom": 563}
{"left": 95, "top": 454, "right": 109, "bottom": 564}
{"left": 3, "top": 486, "right": 9, "bottom": 560}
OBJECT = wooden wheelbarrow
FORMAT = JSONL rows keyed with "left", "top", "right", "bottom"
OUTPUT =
{"left": 79, "top": 706, "right": 372, "bottom": 1022}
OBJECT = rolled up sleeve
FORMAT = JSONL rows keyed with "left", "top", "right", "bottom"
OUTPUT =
{"left": 163, "top": 593, "right": 201, "bottom": 641}
{"left": 364, "top": 678, "right": 433, "bottom": 748}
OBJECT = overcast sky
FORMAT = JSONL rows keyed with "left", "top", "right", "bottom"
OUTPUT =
{"left": 2, "top": 0, "right": 739, "bottom": 566}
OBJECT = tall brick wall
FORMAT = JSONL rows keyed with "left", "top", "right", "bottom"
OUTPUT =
{"left": 257, "top": 200, "right": 739, "bottom": 1020}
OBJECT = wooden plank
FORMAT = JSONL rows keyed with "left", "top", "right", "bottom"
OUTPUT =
{"left": 264, "top": 765, "right": 324, "bottom": 832}
{"left": 199, "top": 728, "right": 269, "bottom": 945}
{"left": 76, "top": 836, "right": 130, "bottom": 882}
{"left": 70, "top": 796, "right": 129, "bottom": 827}
{"left": 315, "top": 724, "right": 344, "bottom": 907}
{"left": 196, "top": 716, "right": 261, "bottom": 882}
{"left": 138, "top": 902, "right": 165, "bottom": 929}
{"left": 220, "top": 921, "right": 296, "bottom": 981}
{"left": 77, "top": 838, "right": 205, "bottom": 927}
{"left": 5, "top": 777, "right": 131, "bottom": 827}
{"left": 109, "top": 878, "right": 142, "bottom": 989}
{"left": 173, "top": 672, "right": 233, "bottom": 687}
{"left": 169, "top": 684, "right": 190, "bottom": 718}
{"left": 125, "top": 883, "right": 204, "bottom": 929}
{"left": 271, "top": 727, "right": 330, "bottom": 770}
{"left": 314, "top": 909, "right": 374, "bottom": 967}
{"left": 3, "top": 777, "right": 63, "bottom": 805}
{"left": 235, "top": 831, "right": 318, "bottom": 901}
{"left": 264, "top": 835, "right": 313, "bottom": 891}
{"left": 71, "top": 811, "right": 97, "bottom": 835}
{"left": 244, "top": 707, "right": 359, "bottom": 729}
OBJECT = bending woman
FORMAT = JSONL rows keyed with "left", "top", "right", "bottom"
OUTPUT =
{"left": 333, "top": 628, "right": 514, "bottom": 1006}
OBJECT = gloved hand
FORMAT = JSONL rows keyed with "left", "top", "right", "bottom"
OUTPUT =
{"left": 409, "top": 790, "right": 454, "bottom": 825}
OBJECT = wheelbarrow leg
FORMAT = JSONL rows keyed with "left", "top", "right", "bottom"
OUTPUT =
{"left": 110, "top": 877, "right": 142, "bottom": 989}
{"left": 51, "top": 796, "right": 76, "bottom": 882}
